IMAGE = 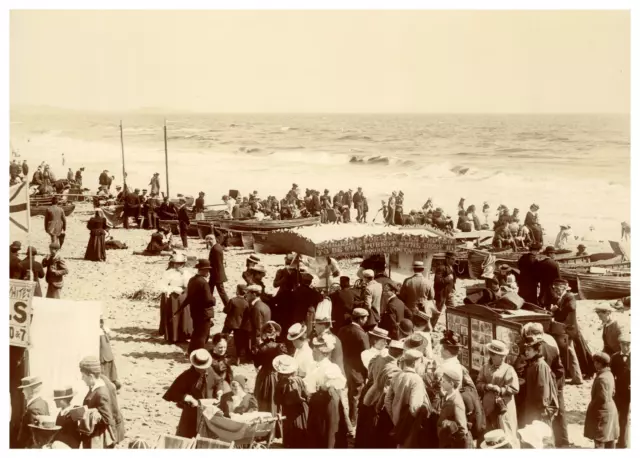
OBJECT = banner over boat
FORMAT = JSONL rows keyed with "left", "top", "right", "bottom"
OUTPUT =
{"left": 314, "top": 232, "right": 456, "bottom": 257}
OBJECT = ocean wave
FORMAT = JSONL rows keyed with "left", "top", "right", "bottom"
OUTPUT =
{"left": 337, "top": 134, "right": 374, "bottom": 141}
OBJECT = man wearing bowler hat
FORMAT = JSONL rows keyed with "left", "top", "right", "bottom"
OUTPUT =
{"left": 208, "top": 233, "right": 230, "bottom": 307}
{"left": 181, "top": 259, "right": 216, "bottom": 354}
{"left": 245, "top": 284, "right": 271, "bottom": 348}
{"left": 17, "top": 375, "right": 50, "bottom": 449}
{"left": 399, "top": 260, "right": 435, "bottom": 314}
{"left": 380, "top": 282, "right": 413, "bottom": 341}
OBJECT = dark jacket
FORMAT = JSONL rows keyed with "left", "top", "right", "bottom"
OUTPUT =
{"left": 517, "top": 252, "right": 539, "bottom": 304}
{"left": 379, "top": 295, "right": 412, "bottom": 341}
{"left": 18, "top": 396, "right": 50, "bottom": 448}
{"left": 42, "top": 254, "right": 68, "bottom": 289}
{"left": 208, "top": 243, "right": 228, "bottom": 285}
{"left": 536, "top": 257, "right": 561, "bottom": 307}
{"left": 182, "top": 274, "right": 215, "bottom": 322}
{"left": 146, "top": 232, "right": 169, "bottom": 253}
{"left": 330, "top": 288, "right": 356, "bottom": 331}
{"left": 44, "top": 205, "right": 66, "bottom": 236}
{"left": 584, "top": 368, "right": 620, "bottom": 442}
{"left": 194, "top": 197, "right": 205, "bottom": 213}
{"left": 20, "top": 257, "right": 45, "bottom": 297}
{"left": 223, "top": 296, "right": 248, "bottom": 330}
{"left": 10, "top": 253, "right": 25, "bottom": 280}
{"left": 337, "top": 323, "right": 370, "bottom": 384}
{"left": 540, "top": 339, "right": 565, "bottom": 390}
{"left": 610, "top": 351, "right": 631, "bottom": 405}
{"left": 250, "top": 299, "right": 271, "bottom": 343}
{"left": 177, "top": 206, "right": 190, "bottom": 231}
{"left": 434, "top": 264, "right": 456, "bottom": 308}
{"left": 124, "top": 193, "right": 140, "bottom": 210}
{"left": 399, "top": 273, "right": 434, "bottom": 313}
{"left": 553, "top": 292, "right": 578, "bottom": 331}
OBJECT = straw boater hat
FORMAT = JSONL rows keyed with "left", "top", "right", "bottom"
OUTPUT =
{"left": 486, "top": 339, "right": 509, "bottom": 356}
{"left": 248, "top": 254, "right": 261, "bottom": 263}
{"left": 412, "top": 261, "right": 425, "bottom": 270}
{"left": 480, "top": 429, "right": 511, "bottom": 449}
{"left": 368, "top": 327, "right": 391, "bottom": 340}
{"left": 29, "top": 415, "right": 61, "bottom": 431}
{"left": 170, "top": 253, "right": 186, "bottom": 264}
{"left": 18, "top": 375, "right": 43, "bottom": 390}
{"left": 287, "top": 323, "right": 307, "bottom": 341}
{"left": 190, "top": 349, "right": 213, "bottom": 370}
{"left": 250, "top": 264, "right": 266, "bottom": 274}
{"left": 403, "top": 334, "right": 427, "bottom": 353}
{"left": 362, "top": 269, "right": 374, "bottom": 279}
{"left": 52, "top": 386, "right": 76, "bottom": 400}
{"left": 314, "top": 315, "right": 334, "bottom": 325}
{"left": 272, "top": 355, "right": 298, "bottom": 375}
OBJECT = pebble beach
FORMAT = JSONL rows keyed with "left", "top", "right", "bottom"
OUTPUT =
{"left": 9, "top": 203, "right": 630, "bottom": 448}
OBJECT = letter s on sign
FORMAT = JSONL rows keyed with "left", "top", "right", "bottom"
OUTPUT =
{"left": 12, "top": 302, "right": 28, "bottom": 324}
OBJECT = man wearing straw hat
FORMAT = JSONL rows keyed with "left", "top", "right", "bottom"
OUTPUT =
{"left": 52, "top": 386, "right": 81, "bottom": 448}
{"left": 163, "top": 349, "right": 218, "bottom": 438}
{"left": 17, "top": 375, "right": 50, "bottom": 448}
{"left": 28, "top": 415, "right": 62, "bottom": 449}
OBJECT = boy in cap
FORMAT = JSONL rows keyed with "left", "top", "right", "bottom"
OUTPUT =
{"left": 595, "top": 305, "right": 622, "bottom": 356}
{"left": 550, "top": 279, "right": 585, "bottom": 385}
{"left": 42, "top": 242, "right": 68, "bottom": 299}
{"left": 610, "top": 333, "right": 630, "bottom": 448}
{"left": 521, "top": 336, "right": 559, "bottom": 427}
{"left": 437, "top": 366, "right": 474, "bottom": 448}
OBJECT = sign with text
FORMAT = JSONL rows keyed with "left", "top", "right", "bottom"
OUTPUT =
{"left": 314, "top": 233, "right": 456, "bottom": 257}
{"left": 10, "top": 279, "right": 36, "bottom": 348}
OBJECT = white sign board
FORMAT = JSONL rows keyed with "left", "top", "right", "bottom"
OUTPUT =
{"left": 9, "top": 279, "right": 35, "bottom": 348}
{"left": 29, "top": 297, "right": 102, "bottom": 407}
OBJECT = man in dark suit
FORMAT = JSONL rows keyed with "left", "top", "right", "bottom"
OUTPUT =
{"left": 399, "top": 261, "right": 435, "bottom": 314}
{"left": 181, "top": 259, "right": 215, "bottom": 354}
{"left": 550, "top": 279, "right": 584, "bottom": 385}
{"left": 330, "top": 276, "right": 356, "bottom": 332}
{"left": 537, "top": 246, "right": 561, "bottom": 308}
{"left": 517, "top": 243, "right": 541, "bottom": 304}
{"left": 123, "top": 188, "right": 141, "bottom": 229}
{"left": 337, "top": 308, "right": 370, "bottom": 427}
{"left": 17, "top": 376, "right": 50, "bottom": 449}
{"left": 208, "top": 235, "right": 229, "bottom": 307}
{"left": 223, "top": 284, "right": 250, "bottom": 361}
{"left": 245, "top": 284, "right": 271, "bottom": 349}
{"left": 177, "top": 198, "right": 191, "bottom": 248}
{"left": 521, "top": 322, "right": 569, "bottom": 447}
{"left": 44, "top": 196, "right": 67, "bottom": 247}
{"left": 10, "top": 241, "right": 25, "bottom": 280}
{"left": 379, "top": 282, "right": 412, "bottom": 340}
{"left": 433, "top": 252, "right": 457, "bottom": 329}
{"left": 611, "top": 333, "right": 630, "bottom": 448}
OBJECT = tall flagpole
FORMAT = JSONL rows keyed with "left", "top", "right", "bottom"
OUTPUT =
{"left": 26, "top": 183, "right": 33, "bottom": 281}
{"left": 164, "top": 119, "right": 170, "bottom": 198}
{"left": 120, "top": 121, "right": 127, "bottom": 191}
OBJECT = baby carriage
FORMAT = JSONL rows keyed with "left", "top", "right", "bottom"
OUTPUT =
{"left": 196, "top": 404, "right": 284, "bottom": 449}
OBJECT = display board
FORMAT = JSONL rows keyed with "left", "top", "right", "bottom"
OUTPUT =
{"left": 496, "top": 325, "right": 522, "bottom": 366}
{"left": 9, "top": 280, "right": 36, "bottom": 348}
{"left": 315, "top": 233, "right": 456, "bottom": 258}
{"left": 470, "top": 318, "right": 494, "bottom": 371}
{"left": 446, "top": 311, "right": 470, "bottom": 369}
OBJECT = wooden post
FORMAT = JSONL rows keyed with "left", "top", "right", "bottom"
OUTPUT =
{"left": 164, "top": 119, "right": 170, "bottom": 198}
{"left": 120, "top": 121, "right": 127, "bottom": 191}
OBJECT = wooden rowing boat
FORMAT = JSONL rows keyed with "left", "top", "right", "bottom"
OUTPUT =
{"left": 218, "top": 216, "right": 321, "bottom": 232}
{"left": 576, "top": 273, "right": 631, "bottom": 300}
{"left": 30, "top": 203, "right": 76, "bottom": 217}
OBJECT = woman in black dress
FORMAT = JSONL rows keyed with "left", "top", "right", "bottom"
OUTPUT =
{"left": 273, "top": 354, "right": 310, "bottom": 448}
{"left": 253, "top": 322, "right": 287, "bottom": 416}
{"left": 84, "top": 209, "right": 108, "bottom": 261}
{"left": 210, "top": 333, "right": 233, "bottom": 396}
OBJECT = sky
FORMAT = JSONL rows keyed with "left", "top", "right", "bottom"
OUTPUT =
{"left": 9, "top": 10, "right": 630, "bottom": 113}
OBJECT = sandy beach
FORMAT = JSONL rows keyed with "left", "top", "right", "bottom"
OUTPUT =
{"left": 9, "top": 203, "right": 630, "bottom": 448}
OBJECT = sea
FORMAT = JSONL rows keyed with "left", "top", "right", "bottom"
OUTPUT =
{"left": 10, "top": 111, "right": 630, "bottom": 242}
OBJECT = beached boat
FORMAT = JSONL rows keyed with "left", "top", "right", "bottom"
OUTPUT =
{"left": 576, "top": 273, "right": 631, "bottom": 300}
{"left": 218, "top": 216, "right": 321, "bottom": 233}
{"left": 30, "top": 203, "right": 76, "bottom": 218}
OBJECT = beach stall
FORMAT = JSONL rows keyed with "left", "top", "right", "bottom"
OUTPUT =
{"left": 445, "top": 303, "right": 552, "bottom": 377}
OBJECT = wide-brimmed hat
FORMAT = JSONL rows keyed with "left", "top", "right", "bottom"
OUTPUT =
{"left": 362, "top": 269, "right": 374, "bottom": 278}
{"left": 272, "top": 355, "right": 298, "bottom": 375}
{"left": 261, "top": 321, "right": 282, "bottom": 337}
{"left": 287, "top": 323, "right": 307, "bottom": 341}
{"left": 314, "top": 315, "right": 334, "bottom": 325}
{"left": 440, "top": 330, "right": 463, "bottom": 348}
{"left": 543, "top": 246, "right": 556, "bottom": 255}
{"left": 170, "top": 253, "right": 186, "bottom": 264}
{"left": 522, "top": 335, "right": 542, "bottom": 348}
{"left": 404, "top": 333, "right": 427, "bottom": 352}
{"left": 412, "top": 261, "right": 425, "bottom": 269}
{"left": 499, "top": 264, "right": 512, "bottom": 273}
{"left": 401, "top": 349, "right": 423, "bottom": 362}
{"left": 29, "top": 415, "right": 61, "bottom": 431}
{"left": 311, "top": 335, "right": 335, "bottom": 353}
{"left": 250, "top": 264, "right": 266, "bottom": 274}
{"left": 399, "top": 319, "right": 414, "bottom": 337}
{"left": 352, "top": 308, "right": 369, "bottom": 318}
{"left": 194, "top": 259, "right": 211, "bottom": 270}
{"left": 10, "top": 241, "right": 21, "bottom": 251}
{"left": 248, "top": 254, "right": 261, "bottom": 263}
{"left": 52, "top": 386, "right": 76, "bottom": 400}
{"left": 190, "top": 349, "right": 213, "bottom": 369}
{"left": 18, "top": 376, "right": 43, "bottom": 390}
{"left": 486, "top": 339, "right": 509, "bottom": 356}
{"left": 369, "top": 327, "right": 391, "bottom": 340}
{"left": 480, "top": 429, "right": 511, "bottom": 449}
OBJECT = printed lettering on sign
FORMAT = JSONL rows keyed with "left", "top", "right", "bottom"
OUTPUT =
{"left": 9, "top": 279, "right": 36, "bottom": 348}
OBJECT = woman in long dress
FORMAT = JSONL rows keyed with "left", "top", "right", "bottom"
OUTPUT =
{"left": 84, "top": 210, "right": 108, "bottom": 261}
{"left": 158, "top": 254, "right": 193, "bottom": 343}
{"left": 273, "top": 355, "right": 310, "bottom": 448}
{"left": 476, "top": 340, "right": 520, "bottom": 447}
{"left": 253, "top": 322, "right": 287, "bottom": 415}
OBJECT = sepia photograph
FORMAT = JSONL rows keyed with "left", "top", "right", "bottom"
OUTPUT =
{"left": 6, "top": 1, "right": 634, "bottom": 451}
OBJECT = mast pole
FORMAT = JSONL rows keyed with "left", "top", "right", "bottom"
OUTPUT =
{"left": 164, "top": 119, "right": 170, "bottom": 198}
{"left": 120, "top": 121, "right": 127, "bottom": 191}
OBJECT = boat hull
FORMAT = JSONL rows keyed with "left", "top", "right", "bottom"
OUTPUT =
{"left": 29, "top": 204, "right": 76, "bottom": 218}
{"left": 218, "top": 216, "right": 321, "bottom": 232}
{"left": 576, "top": 274, "right": 631, "bottom": 300}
